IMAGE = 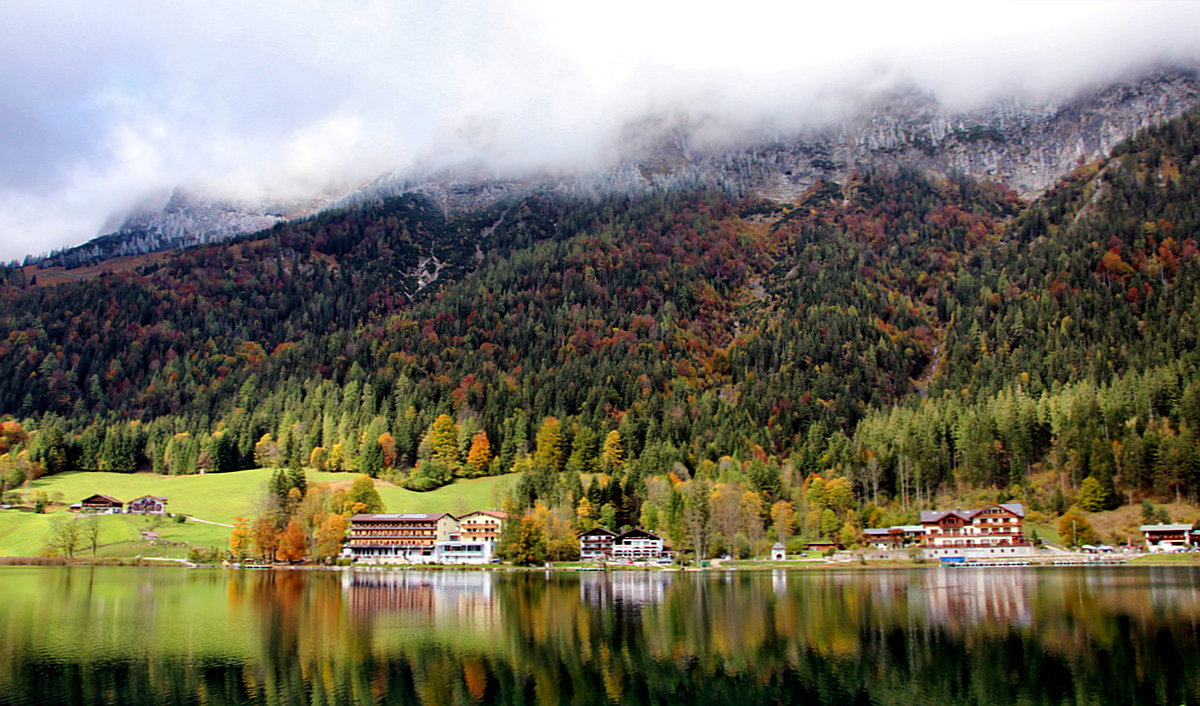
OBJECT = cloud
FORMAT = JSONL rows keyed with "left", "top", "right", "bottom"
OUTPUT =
{"left": 1, "top": 0, "right": 1198, "bottom": 261}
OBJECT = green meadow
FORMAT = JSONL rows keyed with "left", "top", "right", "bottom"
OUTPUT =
{"left": 0, "top": 470, "right": 517, "bottom": 557}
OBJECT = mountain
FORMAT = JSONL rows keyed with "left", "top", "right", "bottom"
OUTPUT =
{"left": 22, "top": 66, "right": 1200, "bottom": 272}
{"left": 1, "top": 67, "right": 1199, "bottom": 536}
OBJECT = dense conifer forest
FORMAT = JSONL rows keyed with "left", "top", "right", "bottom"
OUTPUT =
{"left": 2, "top": 108, "right": 1200, "bottom": 557}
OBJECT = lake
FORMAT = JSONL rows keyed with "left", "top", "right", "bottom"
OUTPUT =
{"left": 0, "top": 565, "right": 1197, "bottom": 705}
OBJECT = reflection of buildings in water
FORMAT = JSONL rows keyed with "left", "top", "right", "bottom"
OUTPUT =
{"left": 579, "top": 572, "right": 674, "bottom": 608}
{"left": 920, "top": 569, "right": 1033, "bottom": 629}
{"left": 342, "top": 571, "right": 497, "bottom": 622}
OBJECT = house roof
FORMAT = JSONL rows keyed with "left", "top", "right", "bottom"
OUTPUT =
{"left": 920, "top": 503, "right": 1025, "bottom": 523}
{"left": 771, "top": 542, "right": 786, "bottom": 549}
{"left": 130, "top": 495, "right": 168, "bottom": 503}
{"left": 615, "top": 528, "right": 661, "bottom": 541}
{"left": 81, "top": 494, "right": 123, "bottom": 504}
{"left": 1140, "top": 524, "right": 1194, "bottom": 532}
{"left": 349, "top": 513, "right": 448, "bottom": 521}
{"left": 460, "top": 510, "right": 507, "bottom": 520}
{"left": 578, "top": 527, "right": 618, "bottom": 538}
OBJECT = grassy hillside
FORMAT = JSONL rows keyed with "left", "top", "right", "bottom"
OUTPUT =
{"left": 0, "top": 511, "right": 233, "bottom": 558}
{"left": 21, "top": 469, "right": 515, "bottom": 524}
{"left": 0, "top": 470, "right": 516, "bottom": 557}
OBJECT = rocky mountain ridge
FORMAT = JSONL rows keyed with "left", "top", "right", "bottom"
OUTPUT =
{"left": 29, "top": 65, "right": 1200, "bottom": 269}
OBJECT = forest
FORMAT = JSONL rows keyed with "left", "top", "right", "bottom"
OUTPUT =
{"left": 1, "top": 107, "right": 1199, "bottom": 559}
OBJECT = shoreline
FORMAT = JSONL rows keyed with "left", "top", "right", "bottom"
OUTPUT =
{"left": 1, "top": 555, "right": 1190, "bottom": 570}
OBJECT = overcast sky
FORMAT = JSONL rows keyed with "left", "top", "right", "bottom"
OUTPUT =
{"left": 2, "top": 0, "right": 1199, "bottom": 262}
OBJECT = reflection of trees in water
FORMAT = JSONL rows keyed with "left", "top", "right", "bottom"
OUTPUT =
{"left": 1, "top": 568, "right": 1199, "bottom": 704}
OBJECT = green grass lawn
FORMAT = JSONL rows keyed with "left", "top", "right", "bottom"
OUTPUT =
{"left": 1129, "top": 551, "right": 1200, "bottom": 565}
{"left": 21, "top": 469, "right": 516, "bottom": 524}
{"left": 0, "top": 511, "right": 235, "bottom": 558}
{"left": 0, "top": 469, "right": 517, "bottom": 557}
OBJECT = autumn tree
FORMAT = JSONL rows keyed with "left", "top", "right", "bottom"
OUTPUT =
{"left": 1058, "top": 507, "right": 1098, "bottom": 548}
{"left": 334, "top": 474, "right": 384, "bottom": 516}
{"left": 277, "top": 519, "right": 308, "bottom": 562}
{"left": 252, "top": 516, "right": 280, "bottom": 562}
{"left": 314, "top": 513, "right": 349, "bottom": 561}
{"left": 427, "top": 414, "right": 461, "bottom": 470}
{"left": 533, "top": 417, "right": 565, "bottom": 472}
{"left": 770, "top": 501, "right": 795, "bottom": 542}
{"left": 600, "top": 430, "right": 624, "bottom": 472}
{"left": 466, "top": 431, "right": 493, "bottom": 476}
{"left": 1078, "top": 476, "right": 1117, "bottom": 512}
{"left": 229, "top": 516, "right": 253, "bottom": 561}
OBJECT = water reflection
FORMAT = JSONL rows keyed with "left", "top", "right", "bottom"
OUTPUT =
{"left": 0, "top": 566, "right": 1197, "bottom": 705}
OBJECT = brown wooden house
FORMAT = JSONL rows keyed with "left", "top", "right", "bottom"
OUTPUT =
{"left": 71, "top": 494, "right": 124, "bottom": 514}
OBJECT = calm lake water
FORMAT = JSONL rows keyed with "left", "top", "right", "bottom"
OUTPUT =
{"left": 0, "top": 566, "right": 1197, "bottom": 705}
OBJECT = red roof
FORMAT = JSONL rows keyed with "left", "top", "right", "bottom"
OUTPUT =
{"left": 458, "top": 510, "right": 507, "bottom": 520}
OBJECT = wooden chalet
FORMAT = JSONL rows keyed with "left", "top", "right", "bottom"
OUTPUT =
{"left": 1140, "top": 523, "right": 1194, "bottom": 551}
{"left": 919, "top": 503, "right": 1026, "bottom": 548}
{"left": 862, "top": 525, "right": 925, "bottom": 548}
{"left": 611, "top": 528, "right": 665, "bottom": 559}
{"left": 128, "top": 495, "right": 168, "bottom": 514}
{"left": 71, "top": 494, "right": 124, "bottom": 514}
{"left": 578, "top": 527, "right": 618, "bottom": 560}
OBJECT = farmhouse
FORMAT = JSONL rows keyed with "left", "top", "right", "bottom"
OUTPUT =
{"left": 70, "top": 494, "right": 124, "bottom": 514}
{"left": 1140, "top": 523, "right": 1194, "bottom": 551}
{"left": 578, "top": 527, "right": 617, "bottom": 560}
{"left": 127, "top": 495, "right": 168, "bottom": 514}
{"left": 610, "top": 528, "right": 665, "bottom": 560}
{"left": 862, "top": 525, "right": 925, "bottom": 549}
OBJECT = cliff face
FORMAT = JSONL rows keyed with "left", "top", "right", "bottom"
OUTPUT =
{"left": 650, "top": 66, "right": 1200, "bottom": 200}
{"left": 39, "top": 66, "right": 1200, "bottom": 269}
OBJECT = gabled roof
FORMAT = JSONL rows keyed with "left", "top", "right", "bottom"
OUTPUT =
{"left": 130, "top": 495, "right": 168, "bottom": 503}
{"left": 920, "top": 503, "right": 1025, "bottom": 523}
{"left": 615, "top": 527, "right": 661, "bottom": 541}
{"left": 458, "top": 510, "right": 507, "bottom": 520}
{"left": 919, "top": 509, "right": 976, "bottom": 523}
{"left": 771, "top": 542, "right": 786, "bottom": 549}
{"left": 81, "top": 494, "right": 123, "bottom": 504}
{"left": 578, "top": 527, "right": 618, "bottom": 538}
{"left": 1140, "top": 524, "right": 1194, "bottom": 532}
{"left": 997, "top": 503, "right": 1026, "bottom": 518}
{"left": 349, "top": 513, "right": 447, "bottom": 521}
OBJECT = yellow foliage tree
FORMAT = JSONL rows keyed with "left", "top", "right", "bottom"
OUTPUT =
{"left": 229, "top": 516, "right": 252, "bottom": 561}
{"left": 600, "top": 430, "right": 624, "bottom": 471}
{"left": 428, "top": 414, "right": 461, "bottom": 468}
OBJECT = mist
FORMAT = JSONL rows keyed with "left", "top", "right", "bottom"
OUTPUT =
{"left": 1, "top": 0, "right": 1199, "bottom": 261}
